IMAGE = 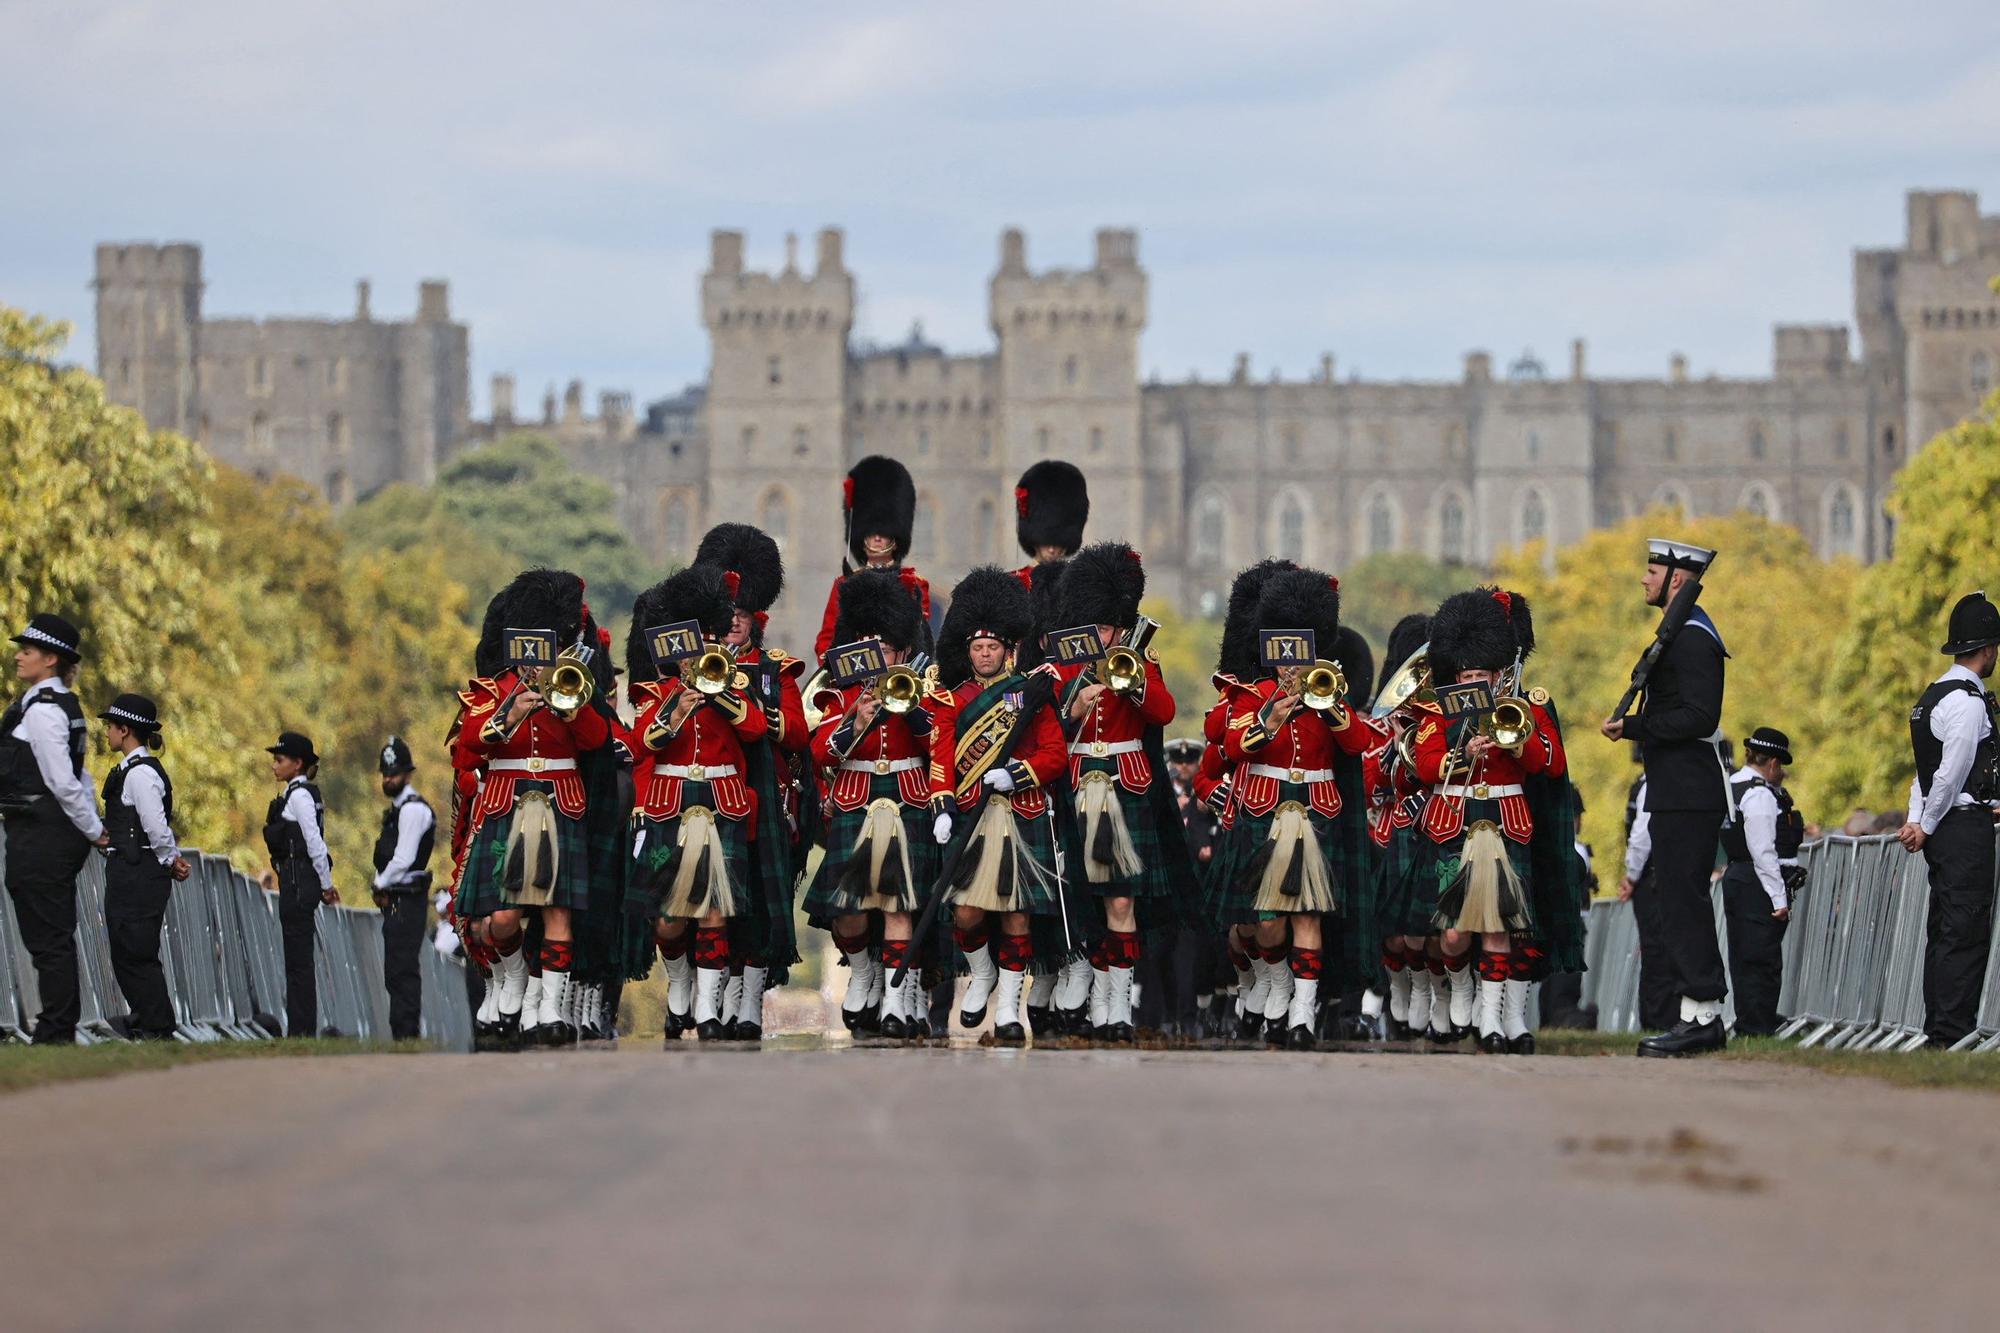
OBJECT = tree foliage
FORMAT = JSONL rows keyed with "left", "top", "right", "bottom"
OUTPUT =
{"left": 1143, "top": 597, "right": 1223, "bottom": 740}
{"left": 1817, "top": 393, "right": 2000, "bottom": 819}
{"left": 1493, "top": 512, "right": 1857, "bottom": 877}
{"left": 1338, "top": 552, "right": 1482, "bottom": 653}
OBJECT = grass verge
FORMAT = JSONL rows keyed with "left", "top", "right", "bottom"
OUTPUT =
{"left": 0, "top": 1037, "right": 427, "bottom": 1096}
{"left": 1536, "top": 1028, "right": 2000, "bottom": 1092}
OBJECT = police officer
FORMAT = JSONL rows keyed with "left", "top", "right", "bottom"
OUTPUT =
{"left": 1602, "top": 539, "right": 1732, "bottom": 1057}
{"left": 0, "top": 614, "right": 106, "bottom": 1044}
{"left": 1898, "top": 592, "right": 2000, "bottom": 1047}
{"left": 1722, "top": 728, "right": 1803, "bottom": 1037}
{"left": 372, "top": 735, "right": 435, "bottom": 1041}
{"left": 265, "top": 731, "right": 336, "bottom": 1038}
{"left": 99, "top": 695, "right": 191, "bottom": 1039}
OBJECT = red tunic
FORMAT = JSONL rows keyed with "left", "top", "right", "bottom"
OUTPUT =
{"left": 1056, "top": 658, "right": 1176, "bottom": 793}
{"left": 1221, "top": 677, "right": 1386, "bottom": 819}
{"left": 738, "top": 646, "right": 810, "bottom": 755}
{"left": 938, "top": 677, "right": 1066, "bottom": 819}
{"left": 808, "top": 680, "right": 951, "bottom": 811}
{"left": 457, "top": 672, "right": 609, "bottom": 822}
{"left": 813, "top": 568, "right": 933, "bottom": 662}
{"left": 631, "top": 678, "right": 766, "bottom": 823}
{"left": 1410, "top": 701, "right": 1565, "bottom": 844}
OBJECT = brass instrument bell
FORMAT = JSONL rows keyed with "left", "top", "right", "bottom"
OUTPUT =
{"left": 877, "top": 664, "right": 922, "bottom": 714}
{"left": 1300, "top": 659, "right": 1349, "bottom": 713}
{"left": 1481, "top": 696, "right": 1534, "bottom": 753}
{"left": 685, "top": 645, "right": 738, "bottom": 696}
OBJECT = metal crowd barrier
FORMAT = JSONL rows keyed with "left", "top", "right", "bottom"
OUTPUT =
{"left": 1587, "top": 832, "right": 2000, "bottom": 1053}
{"left": 0, "top": 824, "right": 469, "bottom": 1050}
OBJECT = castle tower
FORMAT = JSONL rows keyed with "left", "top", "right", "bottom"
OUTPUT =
{"left": 95, "top": 243, "right": 202, "bottom": 438}
{"left": 990, "top": 228, "right": 1155, "bottom": 559}
{"left": 700, "top": 228, "right": 855, "bottom": 651}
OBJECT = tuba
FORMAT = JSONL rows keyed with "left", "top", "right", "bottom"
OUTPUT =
{"left": 684, "top": 644, "right": 739, "bottom": 696}
{"left": 1371, "top": 645, "right": 1435, "bottom": 718}
{"left": 1097, "top": 615, "right": 1162, "bottom": 694}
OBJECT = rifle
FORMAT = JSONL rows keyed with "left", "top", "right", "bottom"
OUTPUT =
{"left": 889, "top": 670, "right": 1054, "bottom": 988}
{"left": 1610, "top": 564, "right": 1711, "bottom": 723}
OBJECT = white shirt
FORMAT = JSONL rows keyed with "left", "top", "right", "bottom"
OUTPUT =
{"left": 281, "top": 777, "right": 334, "bottom": 891}
{"left": 8, "top": 679, "right": 103, "bottom": 841}
{"left": 1906, "top": 664, "right": 1995, "bottom": 835}
{"left": 372, "top": 786, "right": 436, "bottom": 890}
{"left": 114, "top": 747, "right": 178, "bottom": 865}
{"left": 1732, "top": 766, "right": 1788, "bottom": 911}
{"left": 1623, "top": 776, "right": 1652, "bottom": 882}
{"left": 433, "top": 890, "right": 460, "bottom": 955}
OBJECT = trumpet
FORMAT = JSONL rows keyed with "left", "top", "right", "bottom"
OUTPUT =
{"left": 875, "top": 664, "right": 922, "bottom": 714}
{"left": 1480, "top": 696, "right": 1534, "bottom": 753}
{"left": 683, "top": 644, "right": 739, "bottom": 696}
{"left": 540, "top": 643, "right": 596, "bottom": 720}
{"left": 1299, "top": 659, "right": 1349, "bottom": 714}
{"left": 1096, "top": 615, "right": 1161, "bottom": 694}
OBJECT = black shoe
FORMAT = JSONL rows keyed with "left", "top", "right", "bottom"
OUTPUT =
{"left": 1477, "top": 1030, "right": 1508, "bottom": 1054}
{"left": 544, "top": 1022, "right": 576, "bottom": 1048}
{"left": 910, "top": 1015, "right": 934, "bottom": 1041}
{"left": 1509, "top": 1032, "right": 1536, "bottom": 1055}
{"left": 1637, "top": 1018, "right": 1727, "bottom": 1058}
{"left": 1237, "top": 1012, "right": 1263, "bottom": 1042}
{"left": 879, "top": 1013, "right": 908, "bottom": 1040}
{"left": 494, "top": 1013, "right": 522, "bottom": 1052}
{"left": 667, "top": 1008, "right": 691, "bottom": 1037}
{"left": 994, "top": 1022, "right": 1027, "bottom": 1045}
{"left": 696, "top": 1018, "right": 725, "bottom": 1041}
{"left": 1025, "top": 1006, "right": 1051, "bottom": 1038}
{"left": 1425, "top": 1024, "right": 1454, "bottom": 1046}
{"left": 1286, "top": 1025, "right": 1316, "bottom": 1051}
{"left": 1263, "top": 1017, "right": 1286, "bottom": 1047}
{"left": 1111, "top": 1022, "right": 1135, "bottom": 1044}
{"left": 960, "top": 1007, "right": 987, "bottom": 1029}
{"left": 735, "top": 1021, "right": 762, "bottom": 1042}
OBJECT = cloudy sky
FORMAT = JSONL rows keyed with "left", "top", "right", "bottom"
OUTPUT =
{"left": 6, "top": 2, "right": 1998, "bottom": 411}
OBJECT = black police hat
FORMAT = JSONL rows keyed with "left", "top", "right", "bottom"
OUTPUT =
{"left": 98, "top": 693, "right": 161, "bottom": 735}
{"left": 11, "top": 612, "right": 81, "bottom": 662}
{"left": 1940, "top": 591, "right": 2000, "bottom": 656}
{"left": 1163, "top": 738, "right": 1205, "bottom": 764}
{"left": 266, "top": 731, "right": 320, "bottom": 765}
{"left": 1742, "top": 727, "right": 1792, "bottom": 766}
{"left": 379, "top": 734, "right": 415, "bottom": 775}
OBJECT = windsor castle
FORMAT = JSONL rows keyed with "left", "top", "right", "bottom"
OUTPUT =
{"left": 94, "top": 188, "right": 2000, "bottom": 653}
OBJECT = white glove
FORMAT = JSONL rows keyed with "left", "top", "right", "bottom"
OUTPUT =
{"left": 932, "top": 812, "right": 954, "bottom": 845}
{"left": 983, "top": 767, "right": 1016, "bottom": 792}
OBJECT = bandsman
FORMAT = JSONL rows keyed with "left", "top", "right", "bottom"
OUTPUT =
{"left": 814, "top": 455, "right": 933, "bottom": 664}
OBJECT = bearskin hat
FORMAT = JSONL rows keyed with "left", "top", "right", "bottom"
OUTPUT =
{"left": 693, "top": 522, "right": 784, "bottom": 615}
{"left": 1015, "top": 460, "right": 1089, "bottom": 558}
{"left": 625, "top": 565, "right": 736, "bottom": 687}
{"left": 1015, "top": 559, "right": 1066, "bottom": 673}
{"left": 477, "top": 568, "right": 585, "bottom": 677}
{"left": 1499, "top": 589, "right": 1534, "bottom": 660}
{"left": 1058, "top": 542, "right": 1146, "bottom": 631}
{"left": 843, "top": 455, "right": 917, "bottom": 567}
{"left": 937, "top": 566, "right": 1035, "bottom": 688}
{"left": 1427, "top": 588, "right": 1518, "bottom": 685}
{"left": 831, "top": 567, "right": 925, "bottom": 653}
{"left": 1251, "top": 568, "right": 1342, "bottom": 677}
{"left": 1215, "top": 558, "right": 1298, "bottom": 679}
{"left": 1384, "top": 613, "right": 1432, "bottom": 676}
{"left": 1334, "top": 625, "right": 1376, "bottom": 707}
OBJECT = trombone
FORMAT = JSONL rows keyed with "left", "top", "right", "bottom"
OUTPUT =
{"left": 1097, "top": 615, "right": 1161, "bottom": 694}
{"left": 682, "top": 644, "right": 740, "bottom": 696}
{"left": 529, "top": 636, "right": 596, "bottom": 721}
{"left": 873, "top": 664, "right": 922, "bottom": 714}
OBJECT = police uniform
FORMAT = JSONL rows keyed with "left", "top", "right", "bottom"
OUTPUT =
{"left": 0, "top": 615, "right": 103, "bottom": 1044}
{"left": 1626, "top": 539, "right": 1733, "bottom": 1058}
{"left": 264, "top": 731, "right": 334, "bottom": 1038}
{"left": 1906, "top": 592, "right": 2000, "bottom": 1047}
{"left": 373, "top": 736, "right": 436, "bottom": 1041}
{"left": 98, "top": 695, "right": 182, "bottom": 1040}
{"left": 1721, "top": 728, "right": 1804, "bottom": 1036}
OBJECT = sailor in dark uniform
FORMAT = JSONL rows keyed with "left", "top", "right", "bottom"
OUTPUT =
{"left": 1601, "top": 539, "right": 1732, "bottom": 1058}
{"left": 265, "top": 731, "right": 337, "bottom": 1037}
{"left": 1618, "top": 745, "right": 1681, "bottom": 1032}
{"left": 1898, "top": 591, "right": 2000, "bottom": 1047}
{"left": 1721, "top": 727, "right": 1804, "bottom": 1037}
{"left": 0, "top": 614, "right": 106, "bottom": 1044}
{"left": 372, "top": 735, "right": 436, "bottom": 1041}
{"left": 98, "top": 695, "right": 190, "bottom": 1040}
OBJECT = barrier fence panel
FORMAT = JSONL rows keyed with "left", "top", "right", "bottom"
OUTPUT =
{"left": 1589, "top": 901, "right": 1643, "bottom": 1034}
{"left": 0, "top": 827, "right": 28, "bottom": 1039}
{"left": 70, "top": 858, "right": 124, "bottom": 1043}
{"left": 421, "top": 947, "right": 473, "bottom": 1053}
{"left": 1955, "top": 832, "right": 2000, "bottom": 1052}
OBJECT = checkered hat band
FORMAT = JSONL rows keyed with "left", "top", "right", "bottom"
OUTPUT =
{"left": 104, "top": 706, "right": 156, "bottom": 728}
{"left": 19, "top": 625, "right": 76, "bottom": 655}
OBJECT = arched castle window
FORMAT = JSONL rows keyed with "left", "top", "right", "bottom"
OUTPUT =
{"left": 1193, "top": 493, "right": 1227, "bottom": 565}
{"left": 1367, "top": 491, "right": 1397, "bottom": 555}
{"left": 1835, "top": 422, "right": 1851, "bottom": 457}
{"left": 740, "top": 425, "right": 757, "bottom": 455}
{"left": 1662, "top": 426, "right": 1678, "bottom": 460}
{"left": 1739, "top": 482, "right": 1778, "bottom": 522}
{"left": 1281, "top": 425, "right": 1301, "bottom": 464}
{"left": 1825, "top": 485, "right": 1859, "bottom": 557}
{"left": 661, "top": 493, "right": 689, "bottom": 555}
{"left": 975, "top": 499, "right": 995, "bottom": 558}
{"left": 758, "top": 486, "right": 792, "bottom": 551}
{"left": 1439, "top": 493, "right": 1468, "bottom": 563}
{"left": 1651, "top": 483, "right": 1690, "bottom": 515}
{"left": 1973, "top": 349, "right": 1993, "bottom": 398}
{"left": 250, "top": 412, "right": 271, "bottom": 452}
{"left": 1518, "top": 488, "right": 1549, "bottom": 545}
{"left": 1749, "top": 424, "right": 1766, "bottom": 459}
{"left": 912, "top": 496, "right": 936, "bottom": 558}
{"left": 1064, "top": 356, "right": 1078, "bottom": 386}
{"left": 1527, "top": 432, "right": 1541, "bottom": 463}
{"left": 767, "top": 356, "right": 782, "bottom": 385}
{"left": 1276, "top": 492, "right": 1307, "bottom": 564}
{"left": 792, "top": 426, "right": 809, "bottom": 456}
{"left": 1882, "top": 425, "right": 1897, "bottom": 455}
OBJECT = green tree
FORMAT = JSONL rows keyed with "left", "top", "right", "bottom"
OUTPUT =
{"left": 1338, "top": 552, "right": 1482, "bottom": 654}
{"left": 1817, "top": 393, "right": 2000, "bottom": 820}
{"left": 337, "top": 479, "right": 509, "bottom": 618}
{"left": 1492, "top": 513, "right": 1857, "bottom": 879}
{"left": 1142, "top": 597, "right": 1222, "bottom": 739}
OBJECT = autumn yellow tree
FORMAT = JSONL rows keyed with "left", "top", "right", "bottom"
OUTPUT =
{"left": 1493, "top": 514, "right": 1857, "bottom": 879}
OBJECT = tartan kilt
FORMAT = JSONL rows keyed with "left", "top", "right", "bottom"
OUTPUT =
{"left": 802, "top": 776, "right": 942, "bottom": 926}
{"left": 939, "top": 794, "right": 1066, "bottom": 917}
{"left": 1206, "top": 785, "right": 1341, "bottom": 928}
{"left": 1423, "top": 795, "right": 1535, "bottom": 934}
{"left": 1031, "top": 791, "right": 1094, "bottom": 971}
{"left": 727, "top": 745, "right": 803, "bottom": 980}
{"left": 1070, "top": 759, "right": 1178, "bottom": 901}
{"left": 633, "top": 795, "right": 752, "bottom": 923}
{"left": 456, "top": 780, "right": 593, "bottom": 916}
{"left": 1380, "top": 821, "right": 1440, "bottom": 937}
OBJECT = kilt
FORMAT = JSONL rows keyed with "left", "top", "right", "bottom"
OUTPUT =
{"left": 1381, "top": 819, "right": 1440, "bottom": 937}
{"left": 1207, "top": 782, "right": 1341, "bottom": 927}
{"left": 1426, "top": 795, "right": 1535, "bottom": 935}
{"left": 803, "top": 775, "right": 942, "bottom": 926}
{"left": 1070, "top": 758, "right": 1178, "bottom": 901}
{"left": 731, "top": 745, "right": 803, "bottom": 980}
{"left": 940, "top": 794, "right": 1066, "bottom": 916}
{"left": 633, "top": 784, "right": 752, "bottom": 922}
{"left": 456, "top": 779, "right": 592, "bottom": 916}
